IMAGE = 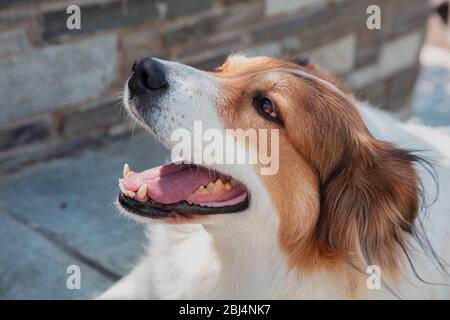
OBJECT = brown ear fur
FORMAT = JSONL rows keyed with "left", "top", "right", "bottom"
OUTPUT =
{"left": 280, "top": 71, "right": 422, "bottom": 274}
{"left": 317, "top": 137, "right": 420, "bottom": 272}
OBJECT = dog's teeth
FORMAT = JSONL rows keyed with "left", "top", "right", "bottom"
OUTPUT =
{"left": 136, "top": 184, "right": 148, "bottom": 202}
{"left": 137, "top": 184, "right": 147, "bottom": 196}
{"left": 194, "top": 179, "right": 234, "bottom": 193}
{"left": 119, "top": 181, "right": 136, "bottom": 198}
{"left": 123, "top": 189, "right": 136, "bottom": 198}
{"left": 195, "top": 186, "right": 207, "bottom": 193}
{"left": 213, "top": 179, "right": 225, "bottom": 191}
{"left": 215, "top": 179, "right": 224, "bottom": 188}
{"left": 123, "top": 163, "right": 131, "bottom": 178}
{"left": 118, "top": 179, "right": 125, "bottom": 190}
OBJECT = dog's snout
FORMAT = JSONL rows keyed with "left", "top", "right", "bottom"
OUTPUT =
{"left": 128, "top": 57, "right": 167, "bottom": 95}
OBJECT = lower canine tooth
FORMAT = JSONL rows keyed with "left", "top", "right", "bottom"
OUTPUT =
{"left": 136, "top": 184, "right": 148, "bottom": 201}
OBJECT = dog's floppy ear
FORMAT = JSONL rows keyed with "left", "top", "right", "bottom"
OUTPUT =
{"left": 317, "top": 137, "right": 420, "bottom": 271}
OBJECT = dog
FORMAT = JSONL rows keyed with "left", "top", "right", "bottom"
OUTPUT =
{"left": 99, "top": 55, "right": 450, "bottom": 299}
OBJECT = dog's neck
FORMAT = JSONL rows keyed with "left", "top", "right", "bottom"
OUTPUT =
{"left": 203, "top": 210, "right": 298, "bottom": 299}
{"left": 202, "top": 211, "right": 391, "bottom": 299}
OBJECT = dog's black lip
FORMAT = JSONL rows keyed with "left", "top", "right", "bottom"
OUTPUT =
{"left": 118, "top": 192, "right": 250, "bottom": 219}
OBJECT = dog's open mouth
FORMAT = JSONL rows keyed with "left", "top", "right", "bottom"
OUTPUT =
{"left": 118, "top": 163, "right": 249, "bottom": 219}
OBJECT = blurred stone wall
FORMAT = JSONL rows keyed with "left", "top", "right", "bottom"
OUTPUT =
{"left": 0, "top": 0, "right": 431, "bottom": 174}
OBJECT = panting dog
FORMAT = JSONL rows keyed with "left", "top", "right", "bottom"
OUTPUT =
{"left": 99, "top": 55, "right": 450, "bottom": 299}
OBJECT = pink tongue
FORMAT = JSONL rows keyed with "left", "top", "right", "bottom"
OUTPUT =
{"left": 124, "top": 164, "right": 217, "bottom": 204}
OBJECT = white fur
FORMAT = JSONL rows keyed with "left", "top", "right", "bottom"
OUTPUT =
{"left": 99, "top": 58, "right": 450, "bottom": 299}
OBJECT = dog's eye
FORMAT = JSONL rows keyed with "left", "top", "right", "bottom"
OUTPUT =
{"left": 260, "top": 99, "right": 276, "bottom": 116}
{"left": 253, "top": 95, "right": 282, "bottom": 125}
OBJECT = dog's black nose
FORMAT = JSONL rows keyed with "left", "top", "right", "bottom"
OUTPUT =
{"left": 128, "top": 57, "right": 167, "bottom": 95}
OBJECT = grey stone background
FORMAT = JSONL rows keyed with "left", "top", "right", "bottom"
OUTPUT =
{"left": 0, "top": 0, "right": 449, "bottom": 299}
{"left": 0, "top": 0, "right": 432, "bottom": 174}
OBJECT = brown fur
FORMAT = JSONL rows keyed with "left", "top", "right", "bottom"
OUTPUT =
{"left": 213, "top": 55, "right": 419, "bottom": 279}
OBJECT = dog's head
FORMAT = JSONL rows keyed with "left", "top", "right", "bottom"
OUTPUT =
{"left": 119, "top": 55, "right": 421, "bottom": 274}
